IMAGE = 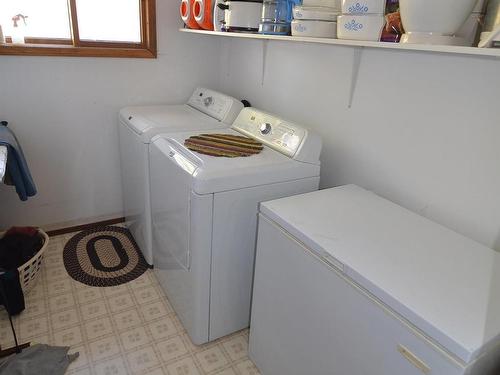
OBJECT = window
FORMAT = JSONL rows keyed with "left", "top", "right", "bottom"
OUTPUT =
{"left": 0, "top": 0, "right": 156, "bottom": 58}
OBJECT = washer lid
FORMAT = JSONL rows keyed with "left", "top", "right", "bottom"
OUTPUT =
{"left": 118, "top": 87, "right": 244, "bottom": 138}
{"left": 151, "top": 128, "right": 320, "bottom": 195}
{"left": 119, "top": 104, "right": 223, "bottom": 136}
{"left": 259, "top": 185, "right": 500, "bottom": 364}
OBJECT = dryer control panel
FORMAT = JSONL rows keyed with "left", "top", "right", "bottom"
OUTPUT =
{"left": 232, "top": 108, "right": 321, "bottom": 164}
{"left": 188, "top": 87, "right": 243, "bottom": 124}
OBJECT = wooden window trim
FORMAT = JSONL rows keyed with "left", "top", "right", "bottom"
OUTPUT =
{"left": 0, "top": 0, "right": 157, "bottom": 58}
{"left": 5, "top": 37, "right": 72, "bottom": 45}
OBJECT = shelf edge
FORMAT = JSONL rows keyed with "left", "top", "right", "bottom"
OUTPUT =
{"left": 179, "top": 28, "right": 500, "bottom": 58}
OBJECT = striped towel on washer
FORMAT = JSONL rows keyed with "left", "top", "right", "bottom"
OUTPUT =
{"left": 184, "top": 134, "right": 263, "bottom": 158}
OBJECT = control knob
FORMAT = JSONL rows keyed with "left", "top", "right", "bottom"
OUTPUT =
{"left": 260, "top": 122, "right": 272, "bottom": 135}
{"left": 203, "top": 96, "right": 213, "bottom": 106}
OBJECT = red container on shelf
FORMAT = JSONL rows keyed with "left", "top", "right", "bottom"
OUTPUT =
{"left": 194, "top": 0, "right": 215, "bottom": 30}
{"left": 180, "top": 0, "right": 201, "bottom": 29}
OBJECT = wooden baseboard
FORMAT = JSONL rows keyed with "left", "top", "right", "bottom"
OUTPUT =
{"left": 0, "top": 342, "right": 30, "bottom": 358}
{"left": 46, "top": 217, "right": 125, "bottom": 237}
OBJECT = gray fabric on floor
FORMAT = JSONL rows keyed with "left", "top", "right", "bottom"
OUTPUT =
{"left": 0, "top": 344, "right": 78, "bottom": 375}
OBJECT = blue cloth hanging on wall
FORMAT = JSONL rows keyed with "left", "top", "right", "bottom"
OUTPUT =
{"left": 0, "top": 122, "right": 37, "bottom": 201}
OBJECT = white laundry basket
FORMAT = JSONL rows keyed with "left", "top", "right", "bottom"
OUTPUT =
{"left": 0, "top": 229, "right": 49, "bottom": 294}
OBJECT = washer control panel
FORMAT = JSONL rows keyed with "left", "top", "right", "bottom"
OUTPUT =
{"left": 232, "top": 108, "right": 307, "bottom": 158}
{"left": 188, "top": 87, "right": 243, "bottom": 123}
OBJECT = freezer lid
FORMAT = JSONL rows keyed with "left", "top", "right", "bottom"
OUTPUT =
{"left": 259, "top": 185, "right": 500, "bottom": 364}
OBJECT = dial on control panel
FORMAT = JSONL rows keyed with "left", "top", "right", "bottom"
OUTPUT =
{"left": 260, "top": 122, "right": 272, "bottom": 135}
{"left": 203, "top": 96, "right": 213, "bottom": 107}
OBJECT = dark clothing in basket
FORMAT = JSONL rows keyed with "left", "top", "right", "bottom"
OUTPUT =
{"left": 0, "top": 227, "right": 43, "bottom": 315}
{"left": 0, "top": 270, "right": 24, "bottom": 315}
{"left": 0, "top": 229, "right": 43, "bottom": 270}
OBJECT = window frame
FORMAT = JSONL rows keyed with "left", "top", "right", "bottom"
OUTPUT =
{"left": 0, "top": 0, "right": 157, "bottom": 58}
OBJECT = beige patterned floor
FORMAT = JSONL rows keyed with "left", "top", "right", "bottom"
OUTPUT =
{"left": 0, "top": 232, "right": 261, "bottom": 375}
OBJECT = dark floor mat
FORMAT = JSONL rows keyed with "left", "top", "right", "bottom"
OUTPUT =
{"left": 63, "top": 226, "right": 148, "bottom": 287}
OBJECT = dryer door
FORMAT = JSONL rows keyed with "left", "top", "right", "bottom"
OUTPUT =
{"left": 150, "top": 138, "right": 199, "bottom": 270}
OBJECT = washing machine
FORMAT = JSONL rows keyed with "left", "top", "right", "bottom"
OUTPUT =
{"left": 118, "top": 88, "right": 243, "bottom": 265}
{"left": 149, "top": 107, "right": 322, "bottom": 344}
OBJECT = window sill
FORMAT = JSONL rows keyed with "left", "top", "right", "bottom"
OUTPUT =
{"left": 0, "top": 43, "right": 157, "bottom": 58}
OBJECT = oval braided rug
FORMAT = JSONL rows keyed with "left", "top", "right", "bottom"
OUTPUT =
{"left": 63, "top": 226, "right": 149, "bottom": 287}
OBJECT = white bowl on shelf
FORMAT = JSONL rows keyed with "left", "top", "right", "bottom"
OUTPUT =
{"left": 399, "top": 0, "right": 477, "bottom": 38}
{"left": 292, "top": 19, "right": 338, "bottom": 38}
{"left": 341, "top": 0, "right": 385, "bottom": 15}
{"left": 400, "top": 32, "right": 468, "bottom": 46}
{"left": 293, "top": 6, "right": 339, "bottom": 21}
{"left": 337, "top": 14, "right": 384, "bottom": 41}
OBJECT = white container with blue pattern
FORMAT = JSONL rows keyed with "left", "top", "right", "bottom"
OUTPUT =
{"left": 293, "top": 6, "right": 339, "bottom": 21}
{"left": 302, "top": 0, "right": 340, "bottom": 9}
{"left": 337, "top": 14, "right": 385, "bottom": 40}
{"left": 292, "top": 19, "right": 338, "bottom": 37}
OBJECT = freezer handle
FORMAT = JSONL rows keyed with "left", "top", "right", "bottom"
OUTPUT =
{"left": 397, "top": 344, "right": 431, "bottom": 374}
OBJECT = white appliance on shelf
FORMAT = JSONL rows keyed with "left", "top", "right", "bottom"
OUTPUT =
{"left": 149, "top": 107, "right": 322, "bottom": 344}
{"left": 118, "top": 88, "right": 243, "bottom": 265}
{"left": 249, "top": 185, "right": 500, "bottom": 375}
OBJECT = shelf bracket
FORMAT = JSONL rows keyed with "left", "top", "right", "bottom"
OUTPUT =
{"left": 348, "top": 47, "right": 364, "bottom": 109}
{"left": 222, "top": 37, "right": 232, "bottom": 78}
{"left": 261, "top": 39, "right": 269, "bottom": 86}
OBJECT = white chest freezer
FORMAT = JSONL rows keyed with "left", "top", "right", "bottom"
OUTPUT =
{"left": 249, "top": 185, "right": 500, "bottom": 375}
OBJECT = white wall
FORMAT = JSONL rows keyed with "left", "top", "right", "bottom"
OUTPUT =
{"left": 0, "top": 1, "right": 221, "bottom": 229}
{"left": 218, "top": 38, "right": 500, "bottom": 251}
{"left": 2, "top": 9, "right": 499, "bottom": 254}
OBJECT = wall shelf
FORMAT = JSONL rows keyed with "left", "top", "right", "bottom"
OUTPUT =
{"left": 180, "top": 28, "right": 500, "bottom": 59}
